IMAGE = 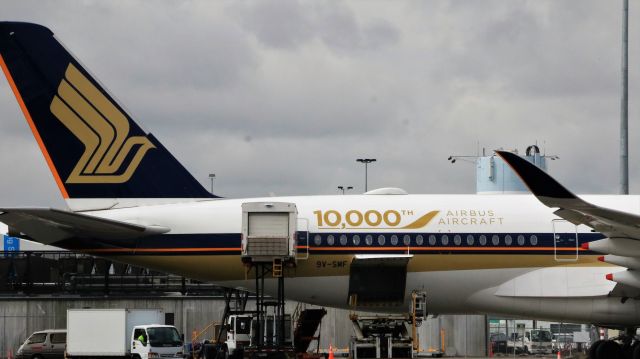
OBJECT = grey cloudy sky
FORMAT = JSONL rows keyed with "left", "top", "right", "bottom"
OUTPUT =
{"left": 0, "top": 1, "right": 638, "bottom": 207}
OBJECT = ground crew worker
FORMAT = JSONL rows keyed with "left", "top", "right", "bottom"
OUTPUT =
{"left": 138, "top": 333, "right": 146, "bottom": 344}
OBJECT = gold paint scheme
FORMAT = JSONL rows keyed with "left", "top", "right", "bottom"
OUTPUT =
{"left": 401, "top": 210, "right": 439, "bottom": 229}
{"left": 110, "top": 253, "right": 610, "bottom": 282}
{"left": 49, "top": 64, "right": 155, "bottom": 184}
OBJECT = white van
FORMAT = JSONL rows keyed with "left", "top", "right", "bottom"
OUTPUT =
{"left": 16, "top": 329, "right": 67, "bottom": 359}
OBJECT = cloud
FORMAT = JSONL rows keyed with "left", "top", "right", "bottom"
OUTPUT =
{"left": 232, "top": 1, "right": 400, "bottom": 53}
{"left": 0, "top": 0, "right": 637, "bottom": 206}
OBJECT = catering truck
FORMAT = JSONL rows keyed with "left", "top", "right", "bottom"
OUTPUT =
{"left": 65, "top": 309, "right": 183, "bottom": 359}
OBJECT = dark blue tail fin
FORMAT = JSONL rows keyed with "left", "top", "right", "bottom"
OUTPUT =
{"left": 0, "top": 22, "right": 215, "bottom": 202}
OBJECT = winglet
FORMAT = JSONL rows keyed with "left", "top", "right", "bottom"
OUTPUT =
{"left": 495, "top": 150, "right": 581, "bottom": 208}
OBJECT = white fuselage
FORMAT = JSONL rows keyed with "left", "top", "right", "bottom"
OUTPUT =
{"left": 77, "top": 194, "right": 640, "bottom": 326}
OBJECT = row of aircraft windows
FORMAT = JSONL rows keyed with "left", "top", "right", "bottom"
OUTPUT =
{"left": 311, "top": 233, "right": 540, "bottom": 247}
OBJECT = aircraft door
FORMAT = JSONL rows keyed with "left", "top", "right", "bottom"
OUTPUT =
{"left": 552, "top": 219, "right": 578, "bottom": 261}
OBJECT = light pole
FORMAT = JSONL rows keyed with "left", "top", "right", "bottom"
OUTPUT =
{"left": 337, "top": 186, "right": 353, "bottom": 195}
{"left": 208, "top": 173, "right": 216, "bottom": 194}
{"left": 356, "top": 158, "right": 376, "bottom": 192}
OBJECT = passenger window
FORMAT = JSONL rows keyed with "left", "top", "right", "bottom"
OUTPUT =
{"left": 428, "top": 235, "right": 436, "bottom": 246}
{"left": 327, "top": 235, "right": 335, "bottom": 246}
{"left": 237, "top": 317, "right": 251, "bottom": 334}
{"left": 28, "top": 333, "right": 46, "bottom": 344}
{"left": 416, "top": 235, "right": 424, "bottom": 246}
{"left": 340, "top": 234, "right": 348, "bottom": 246}
{"left": 377, "top": 235, "right": 385, "bottom": 245}
{"left": 441, "top": 234, "right": 449, "bottom": 245}
{"left": 517, "top": 235, "right": 525, "bottom": 246}
{"left": 133, "top": 329, "right": 147, "bottom": 343}
{"left": 530, "top": 235, "right": 538, "bottom": 246}
{"left": 230, "top": 318, "right": 235, "bottom": 331}
{"left": 454, "top": 235, "right": 461, "bottom": 246}
{"left": 403, "top": 235, "right": 411, "bottom": 246}
{"left": 313, "top": 234, "right": 322, "bottom": 246}
{"left": 466, "top": 234, "right": 474, "bottom": 246}
{"left": 504, "top": 235, "right": 512, "bottom": 246}
{"left": 390, "top": 235, "right": 398, "bottom": 246}
{"left": 491, "top": 235, "right": 499, "bottom": 246}
{"left": 365, "top": 235, "right": 373, "bottom": 245}
{"left": 353, "top": 235, "right": 361, "bottom": 246}
{"left": 479, "top": 235, "right": 487, "bottom": 246}
{"left": 50, "top": 333, "right": 66, "bottom": 344}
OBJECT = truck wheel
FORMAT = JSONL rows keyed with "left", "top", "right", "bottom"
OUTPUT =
{"left": 219, "top": 345, "right": 229, "bottom": 359}
{"left": 632, "top": 342, "right": 640, "bottom": 359}
{"left": 589, "top": 340, "right": 604, "bottom": 359}
{"left": 203, "top": 344, "right": 216, "bottom": 359}
{"left": 596, "top": 340, "right": 622, "bottom": 359}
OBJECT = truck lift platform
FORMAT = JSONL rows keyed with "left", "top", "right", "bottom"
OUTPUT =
{"left": 241, "top": 202, "right": 299, "bottom": 359}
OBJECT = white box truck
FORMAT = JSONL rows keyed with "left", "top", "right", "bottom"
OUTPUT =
{"left": 66, "top": 309, "right": 183, "bottom": 359}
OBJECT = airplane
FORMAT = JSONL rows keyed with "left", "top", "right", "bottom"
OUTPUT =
{"left": 1, "top": 21, "right": 640, "bottom": 359}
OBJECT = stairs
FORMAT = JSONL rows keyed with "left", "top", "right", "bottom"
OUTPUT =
{"left": 293, "top": 308, "right": 327, "bottom": 353}
{"left": 273, "top": 258, "right": 283, "bottom": 277}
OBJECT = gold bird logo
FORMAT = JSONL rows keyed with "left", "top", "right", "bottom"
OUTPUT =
{"left": 50, "top": 63, "right": 155, "bottom": 184}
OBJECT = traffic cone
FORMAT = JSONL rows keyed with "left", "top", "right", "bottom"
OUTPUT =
{"left": 8, "top": 349, "right": 13, "bottom": 359}
{"left": 488, "top": 343, "right": 493, "bottom": 357}
{"left": 328, "top": 344, "right": 334, "bottom": 359}
{"left": 557, "top": 349, "right": 562, "bottom": 359}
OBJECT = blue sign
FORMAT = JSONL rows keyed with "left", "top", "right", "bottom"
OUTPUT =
{"left": 3, "top": 235, "right": 19, "bottom": 256}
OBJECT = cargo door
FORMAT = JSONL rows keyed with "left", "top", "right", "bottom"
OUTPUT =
{"left": 552, "top": 219, "right": 578, "bottom": 261}
{"left": 247, "top": 212, "right": 290, "bottom": 257}
{"left": 348, "top": 255, "right": 411, "bottom": 307}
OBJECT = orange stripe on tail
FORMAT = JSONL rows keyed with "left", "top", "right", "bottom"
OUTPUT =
{"left": 0, "top": 54, "right": 68, "bottom": 198}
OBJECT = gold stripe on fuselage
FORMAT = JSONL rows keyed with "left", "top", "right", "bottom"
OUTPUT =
{"left": 109, "top": 253, "right": 609, "bottom": 282}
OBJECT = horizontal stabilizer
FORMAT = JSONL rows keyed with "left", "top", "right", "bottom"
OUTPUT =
{"left": 0, "top": 208, "right": 169, "bottom": 244}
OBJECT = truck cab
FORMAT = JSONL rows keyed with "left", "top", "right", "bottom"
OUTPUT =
{"left": 529, "top": 329, "right": 553, "bottom": 354}
{"left": 131, "top": 325, "right": 184, "bottom": 359}
{"left": 506, "top": 329, "right": 553, "bottom": 355}
{"left": 225, "top": 315, "right": 252, "bottom": 356}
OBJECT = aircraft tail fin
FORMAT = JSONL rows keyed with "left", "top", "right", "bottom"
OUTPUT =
{"left": 0, "top": 22, "right": 215, "bottom": 210}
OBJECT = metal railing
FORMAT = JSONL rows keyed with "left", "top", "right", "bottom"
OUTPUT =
{"left": 0, "top": 251, "right": 225, "bottom": 296}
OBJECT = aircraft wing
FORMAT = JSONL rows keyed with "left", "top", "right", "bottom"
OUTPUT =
{"left": 0, "top": 207, "right": 170, "bottom": 244}
{"left": 496, "top": 150, "right": 640, "bottom": 297}
{"left": 496, "top": 151, "right": 640, "bottom": 239}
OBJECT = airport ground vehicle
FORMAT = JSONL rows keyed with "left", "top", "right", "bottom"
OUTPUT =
{"left": 197, "top": 312, "right": 295, "bottom": 359}
{"left": 349, "top": 292, "right": 427, "bottom": 359}
{"left": 489, "top": 333, "right": 508, "bottom": 354}
{"left": 15, "top": 329, "right": 66, "bottom": 359}
{"left": 65, "top": 309, "right": 183, "bottom": 359}
{"left": 222, "top": 314, "right": 253, "bottom": 358}
{"left": 349, "top": 315, "right": 413, "bottom": 359}
{"left": 506, "top": 329, "right": 553, "bottom": 355}
{"left": 506, "top": 333, "right": 529, "bottom": 354}
{"left": 529, "top": 329, "right": 553, "bottom": 354}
